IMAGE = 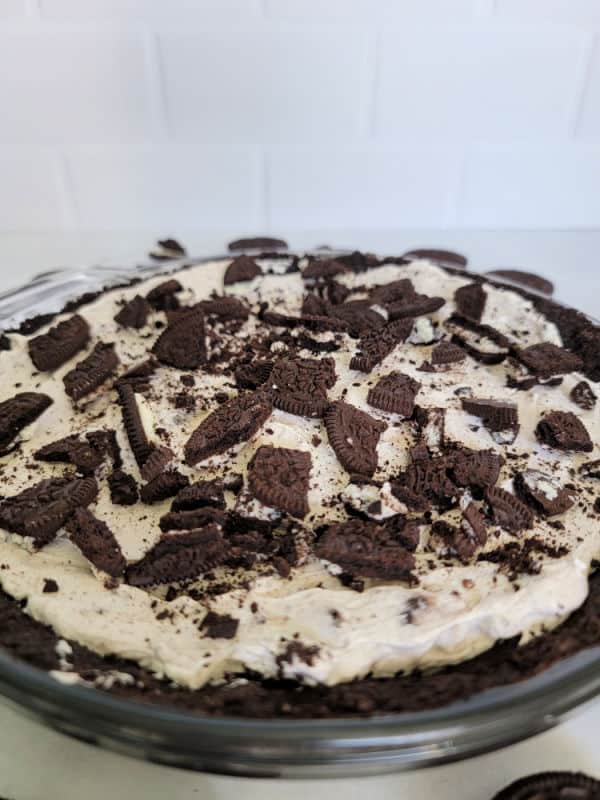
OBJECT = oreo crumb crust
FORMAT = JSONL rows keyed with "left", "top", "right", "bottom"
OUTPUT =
{"left": 0, "top": 248, "right": 599, "bottom": 720}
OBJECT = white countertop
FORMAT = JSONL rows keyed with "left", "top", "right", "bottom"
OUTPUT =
{"left": 0, "top": 230, "right": 599, "bottom": 800}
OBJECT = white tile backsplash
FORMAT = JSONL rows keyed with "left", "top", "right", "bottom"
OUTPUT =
{"left": 0, "top": 6, "right": 599, "bottom": 233}
{"left": 158, "top": 28, "right": 371, "bottom": 144}
{"left": 66, "top": 146, "right": 261, "bottom": 231}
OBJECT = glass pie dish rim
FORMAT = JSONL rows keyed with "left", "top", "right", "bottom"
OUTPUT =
{"left": 0, "top": 248, "right": 598, "bottom": 778}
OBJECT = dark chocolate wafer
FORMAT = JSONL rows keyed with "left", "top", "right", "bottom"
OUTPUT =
{"left": 114, "top": 295, "right": 151, "bottom": 328}
{"left": 536, "top": 410, "right": 593, "bottom": 452}
{"left": 28, "top": 314, "right": 90, "bottom": 372}
{"left": 224, "top": 255, "right": 262, "bottom": 285}
{"left": 367, "top": 372, "right": 420, "bottom": 416}
{"left": 325, "top": 401, "right": 386, "bottom": 477}
{"left": 152, "top": 309, "right": 206, "bottom": 370}
{"left": 266, "top": 357, "right": 336, "bottom": 417}
{"left": 248, "top": 445, "right": 312, "bottom": 518}
{"left": 63, "top": 342, "right": 119, "bottom": 400}
{"left": 0, "top": 392, "right": 52, "bottom": 455}
{"left": 66, "top": 508, "right": 126, "bottom": 577}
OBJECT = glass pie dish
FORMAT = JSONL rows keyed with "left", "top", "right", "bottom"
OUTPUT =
{"left": 0, "top": 251, "right": 598, "bottom": 779}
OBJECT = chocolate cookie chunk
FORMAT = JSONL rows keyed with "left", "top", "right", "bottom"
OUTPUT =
{"left": 248, "top": 445, "right": 312, "bottom": 518}
{"left": 570, "top": 380, "right": 597, "bottom": 411}
{"left": 63, "top": 342, "right": 119, "bottom": 400}
{"left": 302, "top": 259, "right": 347, "bottom": 280}
{"left": 171, "top": 479, "right": 225, "bottom": 512}
{"left": 149, "top": 238, "right": 186, "bottom": 261}
{"left": 107, "top": 469, "right": 138, "bottom": 506}
{"left": 325, "top": 401, "right": 387, "bottom": 477}
{"left": 198, "top": 296, "right": 249, "bottom": 320}
{"left": 266, "top": 357, "right": 336, "bottom": 417}
{"left": 262, "top": 310, "right": 350, "bottom": 334}
{"left": 28, "top": 314, "right": 90, "bottom": 372}
{"left": 431, "top": 340, "right": 466, "bottom": 366}
{"left": 200, "top": 611, "right": 239, "bottom": 639}
{"left": 451, "top": 448, "right": 504, "bottom": 489}
{"left": 461, "top": 397, "right": 519, "bottom": 444}
{"left": 140, "top": 470, "right": 189, "bottom": 504}
{"left": 445, "top": 314, "right": 510, "bottom": 365}
{"left": 517, "top": 343, "right": 583, "bottom": 379}
{"left": 395, "top": 455, "right": 457, "bottom": 508}
{"left": 146, "top": 279, "right": 183, "bottom": 311}
{"left": 486, "top": 269, "right": 554, "bottom": 296}
{"left": 159, "top": 507, "right": 228, "bottom": 532}
{"left": 460, "top": 503, "right": 488, "bottom": 558}
{"left": 492, "top": 771, "right": 600, "bottom": 800}
{"left": 235, "top": 360, "right": 274, "bottom": 391}
{"left": 66, "top": 508, "right": 126, "bottom": 577}
{"left": 350, "top": 317, "right": 414, "bottom": 372}
{"left": 536, "top": 410, "right": 593, "bottom": 453}
{"left": 514, "top": 470, "right": 575, "bottom": 517}
{"left": 224, "top": 255, "right": 262, "bottom": 285}
{"left": 228, "top": 236, "right": 287, "bottom": 252}
{"left": 386, "top": 293, "right": 445, "bottom": 321}
{"left": 117, "top": 358, "right": 157, "bottom": 393}
{"left": 367, "top": 372, "right": 420, "bottom": 416}
{"left": 126, "top": 525, "right": 226, "bottom": 587}
{"left": 140, "top": 445, "right": 174, "bottom": 482}
{"left": 402, "top": 248, "right": 467, "bottom": 268}
{"left": 184, "top": 391, "right": 272, "bottom": 465}
{"left": 485, "top": 486, "right": 534, "bottom": 532}
{"left": 0, "top": 392, "right": 52, "bottom": 455}
{"left": 327, "top": 300, "right": 386, "bottom": 337}
{"left": 152, "top": 309, "right": 206, "bottom": 370}
{"left": 316, "top": 519, "right": 415, "bottom": 581}
{"left": 369, "top": 278, "right": 416, "bottom": 306}
{"left": 454, "top": 282, "right": 486, "bottom": 322}
{"left": 114, "top": 295, "right": 151, "bottom": 328}
{"left": 35, "top": 433, "right": 107, "bottom": 475}
{"left": 0, "top": 475, "right": 98, "bottom": 547}
{"left": 117, "top": 382, "right": 153, "bottom": 467}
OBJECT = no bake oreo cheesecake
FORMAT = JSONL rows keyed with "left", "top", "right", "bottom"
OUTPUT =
{"left": 0, "top": 242, "right": 599, "bottom": 718}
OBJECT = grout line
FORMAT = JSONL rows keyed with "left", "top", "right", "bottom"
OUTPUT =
{"left": 259, "top": 149, "right": 270, "bottom": 232}
{"left": 569, "top": 32, "right": 597, "bottom": 139}
{"left": 53, "top": 151, "right": 78, "bottom": 232}
{"left": 143, "top": 26, "right": 170, "bottom": 141}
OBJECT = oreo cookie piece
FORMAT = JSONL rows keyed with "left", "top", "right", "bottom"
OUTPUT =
{"left": 451, "top": 448, "right": 504, "bottom": 489}
{"left": 536, "top": 410, "right": 593, "bottom": 453}
{"left": 413, "top": 406, "right": 446, "bottom": 452}
{"left": 228, "top": 236, "right": 287, "bottom": 252}
{"left": 171, "top": 479, "right": 225, "bottom": 512}
{"left": 126, "top": 525, "right": 226, "bottom": 587}
{"left": 461, "top": 397, "right": 519, "bottom": 445}
{"left": 367, "top": 372, "right": 420, "bottom": 416}
{"left": 140, "top": 470, "right": 189, "bottom": 504}
{"left": 0, "top": 475, "right": 98, "bottom": 547}
{"left": 117, "top": 382, "right": 153, "bottom": 467}
{"left": 431, "top": 340, "right": 466, "bottom": 366}
{"left": 328, "top": 300, "right": 386, "bottom": 337}
{"left": 117, "top": 358, "right": 157, "bottom": 393}
{"left": 386, "top": 293, "right": 445, "bottom": 321}
{"left": 303, "top": 259, "right": 347, "bottom": 280}
{"left": 514, "top": 470, "right": 575, "bottom": 517}
{"left": 235, "top": 360, "right": 274, "bottom": 391}
{"left": 28, "top": 314, "right": 90, "bottom": 372}
{"left": 0, "top": 392, "right": 52, "bottom": 455}
{"left": 146, "top": 279, "right": 183, "bottom": 312}
{"left": 107, "top": 469, "right": 138, "bottom": 506}
{"left": 571, "top": 380, "right": 597, "bottom": 410}
{"left": 149, "top": 238, "right": 186, "bottom": 261}
{"left": 486, "top": 269, "right": 554, "bottom": 296}
{"left": 459, "top": 503, "right": 488, "bottom": 558}
{"left": 140, "top": 445, "right": 174, "bottom": 482}
{"left": 325, "top": 401, "right": 386, "bottom": 477}
{"left": 445, "top": 314, "right": 510, "bottom": 365}
{"left": 224, "top": 255, "right": 262, "bottom": 285}
{"left": 266, "top": 357, "right": 336, "bottom": 418}
{"left": 369, "top": 278, "right": 416, "bottom": 306}
{"left": 198, "top": 296, "right": 249, "bottom": 321}
{"left": 200, "top": 611, "right": 239, "bottom": 639}
{"left": 114, "top": 295, "right": 151, "bottom": 329}
{"left": 65, "top": 508, "right": 126, "bottom": 577}
{"left": 159, "top": 507, "right": 228, "bottom": 532}
{"left": 262, "top": 310, "right": 350, "bottom": 334}
{"left": 35, "top": 433, "right": 106, "bottom": 475}
{"left": 152, "top": 309, "right": 206, "bottom": 370}
{"left": 248, "top": 445, "right": 312, "bottom": 518}
{"left": 485, "top": 486, "right": 534, "bottom": 533}
{"left": 315, "top": 519, "right": 415, "bottom": 581}
{"left": 454, "top": 282, "right": 486, "bottom": 322}
{"left": 63, "top": 342, "right": 119, "bottom": 400}
{"left": 402, "top": 248, "right": 467, "bottom": 268}
{"left": 396, "top": 455, "right": 457, "bottom": 507}
{"left": 350, "top": 317, "right": 414, "bottom": 373}
{"left": 184, "top": 391, "right": 272, "bottom": 465}
{"left": 517, "top": 342, "right": 583, "bottom": 379}
{"left": 492, "top": 771, "right": 600, "bottom": 800}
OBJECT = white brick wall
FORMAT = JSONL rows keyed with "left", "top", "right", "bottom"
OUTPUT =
{"left": 0, "top": 0, "right": 599, "bottom": 233}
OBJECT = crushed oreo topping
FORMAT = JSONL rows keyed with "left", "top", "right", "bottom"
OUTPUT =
{"left": 152, "top": 309, "right": 206, "bottom": 370}
{"left": 117, "top": 382, "right": 153, "bottom": 467}
{"left": 485, "top": 486, "right": 534, "bottom": 533}
{"left": 451, "top": 448, "right": 504, "bottom": 489}
{"left": 140, "top": 445, "right": 174, "bottom": 482}
{"left": 402, "top": 248, "right": 467, "bottom": 268}
{"left": 63, "top": 342, "right": 119, "bottom": 400}
{"left": 149, "top": 238, "right": 186, "bottom": 261}
{"left": 431, "top": 340, "right": 466, "bottom": 366}
{"left": 0, "top": 392, "right": 52, "bottom": 455}
{"left": 386, "top": 293, "right": 445, "bottom": 321}
{"left": 107, "top": 470, "right": 138, "bottom": 506}
{"left": 486, "top": 269, "right": 554, "bottom": 296}
{"left": 461, "top": 397, "right": 519, "bottom": 444}
{"left": 114, "top": 295, "right": 151, "bottom": 329}
{"left": 200, "top": 611, "right": 239, "bottom": 639}
{"left": 350, "top": 317, "right": 414, "bottom": 373}
{"left": 517, "top": 342, "right": 583, "bottom": 379}
{"left": 66, "top": 508, "right": 126, "bottom": 577}
{"left": 570, "top": 380, "right": 597, "bottom": 411}
{"left": 171, "top": 480, "right": 225, "bottom": 512}
{"left": 325, "top": 401, "right": 386, "bottom": 477}
{"left": 266, "top": 357, "right": 336, "bottom": 418}
{"left": 146, "top": 279, "right": 183, "bottom": 311}
{"left": 228, "top": 236, "right": 287, "bottom": 252}
{"left": 184, "top": 391, "right": 272, "bottom": 465}
{"left": 316, "top": 519, "right": 415, "bottom": 581}
{"left": 248, "top": 445, "right": 312, "bottom": 519}
{"left": 126, "top": 526, "right": 226, "bottom": 587}
{"left": 34, "top": 432, "right": 112, "bottom": 475}
{"left": 140, "top": 470, "right": 190, "bottom": 505}
{"left": 302, "top": 259, "right": 347, "bottom": 280}
{"left": 514, "top": 470, "right": 575, "bottom": 517}
{"left": 28, "top": 314, "right": 90, "bottom": 372}
{"left": 454, "top": 282, "right": 486, "bottom": 322}
{"left": 224, "top": 255, "right": 262, "bottom": 285}
{"left": 536, "top": 410, "right": 593, "bottom": 453}
{"left": 367, "top": 372, "right": 420, "bottom": 416}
